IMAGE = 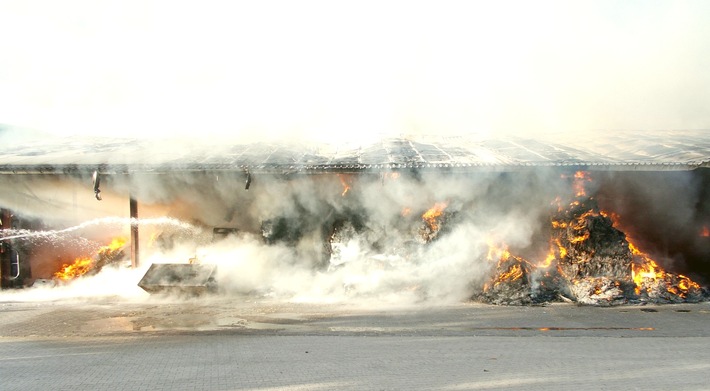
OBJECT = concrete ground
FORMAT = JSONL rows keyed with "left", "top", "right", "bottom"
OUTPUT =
{"left": 1, "top": 296, "right": 709, "bottom": 390}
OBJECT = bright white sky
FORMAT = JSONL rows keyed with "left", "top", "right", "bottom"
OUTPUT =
{"left": 0, "top": 0, "right": 709, "bottom": 143}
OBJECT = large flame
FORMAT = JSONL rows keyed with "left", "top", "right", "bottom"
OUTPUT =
{"left": 54, "top": 237, "right": 127, "bottom": 281}
{"left": 628, "top": 241, "right": 700, "bottom": 297}
{"left": 54, "top": 257, "right": 94, "bottom": 281}
{"left": 603, "top": 210, "right": 701, "bottom": 298}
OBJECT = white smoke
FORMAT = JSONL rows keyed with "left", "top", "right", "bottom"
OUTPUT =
{"left": 0, "top": 262, "right": 149, "bottom": 302}
{"left": 1, "top": 1, "right": 709, "bottom": 142}
{"left": 0, "top": 167, "right": 571, "bottom": 305}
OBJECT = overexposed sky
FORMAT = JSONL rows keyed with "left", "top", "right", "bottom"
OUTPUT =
{"left": 0, "top": 0, "right": 709, "bottom": 142}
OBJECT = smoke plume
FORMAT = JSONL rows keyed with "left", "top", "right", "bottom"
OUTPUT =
{"left": 1, "top": 2, "right": 709, "bottom": 142}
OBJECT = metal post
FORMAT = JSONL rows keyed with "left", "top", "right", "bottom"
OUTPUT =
{"left": 130, "top": 197, "right": 139, "bottom": 268}
{"left": 0, "top": 209, "right": 12, "bottom": 288}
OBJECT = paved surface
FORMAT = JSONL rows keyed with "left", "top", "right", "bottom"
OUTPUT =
{"left": 1, "top": 297, "right": 709, "bottom": 390}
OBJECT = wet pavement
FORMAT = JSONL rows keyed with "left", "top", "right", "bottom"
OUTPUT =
{"left": 1, "top": 297, "right": 709, "bottom": 390}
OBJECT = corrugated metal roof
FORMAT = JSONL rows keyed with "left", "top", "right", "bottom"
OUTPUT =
{"left": 1, "top": 130, "right": 709, "bottom": 174}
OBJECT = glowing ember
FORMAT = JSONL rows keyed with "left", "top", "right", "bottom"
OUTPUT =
{"left": 701, "top": 226, "right": 710, "bottom": 237}
{"left": 422, "top": 202, "right": 448, "bottom": 231}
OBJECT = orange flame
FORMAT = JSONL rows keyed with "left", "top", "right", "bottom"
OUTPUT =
{"left": 601, "top": 210, "right": 622, "bottom": 227}
{"left": 593, "top": 284, "right": 604, "bottom": 296}
{"left": 552, "top": 196, "right": 564, "bottom": 212}
{"left": 540, "top": 251, "right": 556, "bottom": 268}
{"left": 560, "top": 209, "right": 600, "bottom": 244}
{"left": 630, "top": 243, "right": 664, "bottom": 295}
{"left": 549, "top": 172, "right": 702, "bottom": 300}
{"left": 99, "top": 237, "right": 127, "bottom": 255}
{"left": 337, "top": 174, "right": 352, "bottom": 196}
{"left": 385, "top": 172, "right": 400, "bottom": 180}
{"left": 484, "top": 238, "right": 530, "bottom": 290}
{"left": 422, "top": 202, "right": 448, "bottom": 231}
{"left": 498, "top": 264, "right": 523, "bottom": 282}
{"left": 486, "top": 242, "right": 511, "bottom": 262}
{"left": 54, "top": 257, "right": 94, "bottom": 281}
{"left": 629, "top": 241, "right": 700, "bottom": 296}
{"left": 539, "top": 237, "right": 567, "bottom": 268}
{"left": 54, "top": 237, "right": 127, "bottom": 281}
{"left": 484, "top": 262, "right": 524, "bottom": 291}
{"left": 598, "top": 210, "right": 700, "bottom": 297}
{"left": 572, "top": 171, "right": 592, "bottom": 198}
{"left": 569, "top": 232, "right": 590, "bottom": 244}
{"left": 551, "top": 220, "right": 567, "bottom": 229}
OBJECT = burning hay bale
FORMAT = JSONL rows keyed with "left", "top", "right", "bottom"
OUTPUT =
{"left": 552, "top": 200, "right": 636, "bottom": 303}
{"left": 476, "top": 254, "right": 534, "bottom": 305}
{"left": 473, "top": 173, "right": 707, "bottom": 306}
{"left": 475, "top": 249, "right": 566, "bottom": 306}
{"left": 634, "top": 272, "right": 705, "bottom": 303}
{"left": 418, "top": 202, "right": 452, "bottom": 243}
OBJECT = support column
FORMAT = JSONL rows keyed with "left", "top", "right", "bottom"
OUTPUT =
{"left": 0, "top": 209, "right": 10, "bottom": 288}
{"left": 130, "top": 196, "right": 139, "bottom": 268}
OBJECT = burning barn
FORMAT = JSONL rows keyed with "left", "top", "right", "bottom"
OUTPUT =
{"left": 1, "top": 130, "right": 710, "bottom": 305}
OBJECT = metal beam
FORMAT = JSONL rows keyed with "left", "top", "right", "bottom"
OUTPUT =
{"left": 129, "top": 196, "right": 139, "bottom": 268}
